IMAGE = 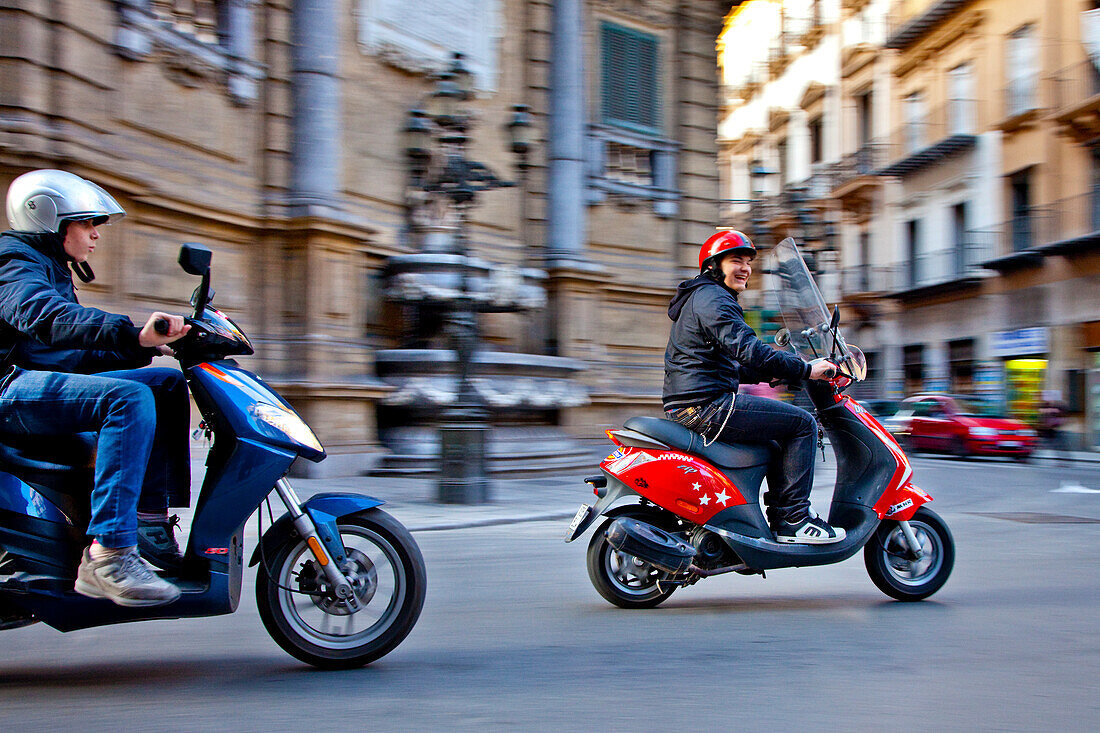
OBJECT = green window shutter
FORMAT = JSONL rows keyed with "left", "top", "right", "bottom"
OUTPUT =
{"left": 601, "top": 22, "right": 661, "bottom": 134}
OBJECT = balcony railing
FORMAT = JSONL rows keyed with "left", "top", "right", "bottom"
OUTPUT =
{"left": 1047, "top": 61, "right": 1100, "bottom": 112}
{"left": 878, "top": 101, "right": 979, "bottom": 177}
{"left": 833, "top": 143, "right": 889, "bottom": 188}
{"left": 1041, "top": 190, "right": 1100, "bottom": 246}
{"left": 841, "top": 264, "right": 894, "bottom": 296}
{"left": 893, "top": 235, "right": 994, "bottom": 292}
{"left": 1003, "top": 73, "right": 1043, "bottom": 120}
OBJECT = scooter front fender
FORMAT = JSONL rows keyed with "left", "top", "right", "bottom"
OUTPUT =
{"left": 876, "top": 481, "right": 932, "bottom": 521}
{"left": 249, "top": 492, "right": 385, "bottom": 567}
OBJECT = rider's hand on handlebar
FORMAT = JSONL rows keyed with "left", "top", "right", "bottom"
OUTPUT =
{"left": 138, "top": 312, "right": 190, "bottom": 348}
{"left": 809, "top": 359, "right": 838, "bottom": 380}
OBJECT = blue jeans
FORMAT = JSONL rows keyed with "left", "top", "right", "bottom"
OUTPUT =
{"left": 667, "top": 392, "right": 818, "bottom": 525}
{"left": 0, "top": 367, "right": 190, "bottom": 547}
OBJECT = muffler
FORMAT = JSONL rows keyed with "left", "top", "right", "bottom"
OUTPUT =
{"left": 605, "top": 517, "right": 696, "bottom": 574}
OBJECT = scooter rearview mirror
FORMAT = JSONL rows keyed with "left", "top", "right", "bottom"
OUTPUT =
{"left": 179, "top": 242, "right": 212, "bottom": 277}
{"left": 774, "top": 328, "right": 791, "bottom": 348}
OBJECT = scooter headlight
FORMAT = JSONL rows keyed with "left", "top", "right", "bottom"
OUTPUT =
{"left": 249, "top": 402, "right": 323, "bottom": 453}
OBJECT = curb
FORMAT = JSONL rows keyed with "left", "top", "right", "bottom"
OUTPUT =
{"left": 406, "top": 510, "right": 577, "bottom": 533}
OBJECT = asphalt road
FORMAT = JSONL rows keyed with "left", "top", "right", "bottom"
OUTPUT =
{"left": 0, "top": 455, "right": 1097, "bottom": 731}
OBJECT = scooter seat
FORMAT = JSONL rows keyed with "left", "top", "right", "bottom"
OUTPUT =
{"left": 623, "top": 416, "right": 774, "bottom": 469}
{"left": 0, "top": 432, "right": 96, "bottom": 476}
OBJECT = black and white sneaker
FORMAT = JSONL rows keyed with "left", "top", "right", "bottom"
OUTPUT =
{"left": 775, "top": 514, "right": 846, "bottom": 544}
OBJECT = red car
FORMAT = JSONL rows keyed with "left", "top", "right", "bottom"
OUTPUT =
{"left": 885, "top": 394, "right": 1038, "bottom": 460}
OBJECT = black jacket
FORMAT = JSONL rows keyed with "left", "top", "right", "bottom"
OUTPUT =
{"left": 663, "top": 274, "right": 810, "bottom": 410}
{"left": 0, "top": 230, "right": 155, "bottom": 375}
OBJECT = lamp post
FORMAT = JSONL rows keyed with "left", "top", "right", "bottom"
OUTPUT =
{"left": 749, "top": 158, "right": 775, "bottom": 244}
{"left": 401, "top": 53, "right": 532, "bottom": 503}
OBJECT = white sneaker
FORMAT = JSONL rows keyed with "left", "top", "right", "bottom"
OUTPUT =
{"left": 775, "top": 515, "right": 846, "bottom": 544}
{"left": 75, "top": 546, "right": 181, "bottom": 607}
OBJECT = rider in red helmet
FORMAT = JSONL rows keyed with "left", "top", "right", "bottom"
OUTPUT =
{"left": 663, "top": 230, "right": 843, "bottom": 544}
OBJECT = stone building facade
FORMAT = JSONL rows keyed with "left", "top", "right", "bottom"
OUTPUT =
{"left": 718, "top": 0, "right": 1100, "bottom": 449}
{"left": 0, "top": 0, "right": 731, "bottom": 474}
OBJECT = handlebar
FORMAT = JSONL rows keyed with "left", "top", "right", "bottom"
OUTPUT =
{"left": 154, "top": 318, "right": 170, "bottom": 336}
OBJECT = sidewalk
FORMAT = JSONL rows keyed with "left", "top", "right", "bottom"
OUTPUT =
{"left": 190, "top": 442, "right": 1098, "bottom": 535}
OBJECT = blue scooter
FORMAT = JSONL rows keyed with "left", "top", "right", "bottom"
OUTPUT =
{"left": 0, "top": 243, "right": 426, "bottom": 669}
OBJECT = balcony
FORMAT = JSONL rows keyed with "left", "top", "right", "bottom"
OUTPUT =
{"left": 997, "top": 74, "right": 1045, "bottom": 130}
{"left": 877, "top": 101, "right": 979, "bottom": 178}
{"left": 1038, "top": 190, "right": 1100, "bottom": 255}
{"left": 1047, "top": 61, "right": 1100, "bottom": 142}
{"left": 889, "top": 235, "right": 994, "bottom": 299}
{"left": 832, "top": 143, "right": 889, "bottom": 206}
{"left": 885, "top": 0, "right": 973, "bottom": 51}
{"left": 841, "top": 264, "right": 894, "bottom": 298}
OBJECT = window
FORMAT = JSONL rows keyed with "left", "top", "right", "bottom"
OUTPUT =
{"left": 949, "top": 63, "right": 975, "bottom": 134}
{"left": 1010, "top": 169, "right": 1033, "bottom": 251}
{"left": 777, "top": 137, "right": 788, "bottom": 186}
{"left": 953, "top": 202, "right": 969, "bottom": 273}
{"left": 856, "top": 91, "right": 872, "bottom": 148}
{"left": 906, "top": 219, "right": 922, "bottom": 287}
{"left": 1006, "top": 24, "right": 1038, "bottom": 117}
{"left": 601, "top": 23, "right": 661, "bottom": 134}
{"left": 904, "top": 91, "right": 926, "bottom": 154}
{"left": 809, "top": 116, "right": 823, "bottom": 165}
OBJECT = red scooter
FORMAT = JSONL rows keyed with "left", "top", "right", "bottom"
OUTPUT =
{"left": 565, "top": 239, "right": 954, "bottom": 608}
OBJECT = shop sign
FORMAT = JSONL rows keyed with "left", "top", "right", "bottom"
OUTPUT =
{"left": 989, "top": 327, "right": 1048, "bottom": 358}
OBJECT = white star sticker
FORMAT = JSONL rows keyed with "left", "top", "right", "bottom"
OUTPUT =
{"left": 699, "top": 495, "right": 711, "bottom": 505}
{"left": 715, "top": 490, "right": 730, "bottom": 505}
{"left": 691, "top": 482, "right": 702, "bottom": 492}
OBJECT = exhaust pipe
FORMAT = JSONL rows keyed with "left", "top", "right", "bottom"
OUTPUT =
{"left": 605, "top": 517, "right": 696, "bottom": 575}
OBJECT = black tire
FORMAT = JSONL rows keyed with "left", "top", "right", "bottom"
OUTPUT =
{"left": 256, "top": 508, "right": 426, "bottom": 669}
{"left": 864, "top": 507, "right": 954, "bottom": 602}
{"left": 586, "top": 507, "right": 681, "bottom": 609}
{"left": 951, "top": 436, "right": 969, "bottom": 459}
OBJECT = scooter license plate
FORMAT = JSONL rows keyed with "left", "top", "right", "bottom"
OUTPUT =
{"left": 568, "top": 503, "right": 591, "bottom": 533}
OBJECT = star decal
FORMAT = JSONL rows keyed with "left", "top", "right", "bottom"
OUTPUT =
{"left": 715, "top": 490, "right": 730, "bottom": 505}
{"left": 691, "top": 482, "right": 702, "bottom": 492}
{"left": 699, "top": 495, "right": 711, "bottom": 505}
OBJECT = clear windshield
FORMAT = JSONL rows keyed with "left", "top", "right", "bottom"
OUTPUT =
{"left": 769, "top": 238, "right": 865, "bottom": 381}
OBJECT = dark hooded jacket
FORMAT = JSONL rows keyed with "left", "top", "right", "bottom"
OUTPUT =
{"left": 663, "top": 273, "right": 810, "bottom": 410}
{"left": 0, "top": 230, "right": 156, "bottom": 377}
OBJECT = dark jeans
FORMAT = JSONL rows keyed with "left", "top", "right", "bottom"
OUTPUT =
{"left": 0, "top": 366, "right": 190, "bottom": 547}
{"left": 667, "top": 392, "right": 817, "bottom": 525}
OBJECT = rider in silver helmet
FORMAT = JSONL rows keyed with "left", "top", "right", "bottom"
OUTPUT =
{"left": 0, "top": 169, "right": 191, "bottom": 606}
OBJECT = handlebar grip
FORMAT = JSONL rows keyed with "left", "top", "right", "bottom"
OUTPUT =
{"left": 154, "top": 318, "right": 170, "bottom": 336}
{"left": 822, "top": 365, "right": 837, "bottom": 379}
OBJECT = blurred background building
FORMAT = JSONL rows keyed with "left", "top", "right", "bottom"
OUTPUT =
{"left": 719, "top": 0, "right": 1100, "bottom": 450}
{"left": 0, "top": 0, "right": 732, "bottom": 476}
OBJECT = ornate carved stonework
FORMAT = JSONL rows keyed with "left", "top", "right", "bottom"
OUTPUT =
{"left": 355, "top": 0, "right": 503, "bottom": 93}
{"left": 590, "top": 0, "right": 673, "bottom": 27}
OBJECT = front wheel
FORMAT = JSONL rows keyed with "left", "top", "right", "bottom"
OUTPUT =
{"left": 256, "top": 508, "right": 426, "bottom": 669}
{"left": 586, "top": 509, "right": 680, "bottom": 609}
{"left": 864, "top": 507, "right": 954, "bottom": 601}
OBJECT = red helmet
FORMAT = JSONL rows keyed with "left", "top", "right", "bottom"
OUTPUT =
{"left": 698, "top": 230, "right": 756, "bottom": 272}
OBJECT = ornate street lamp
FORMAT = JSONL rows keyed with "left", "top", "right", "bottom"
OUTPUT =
{"left": 402, "top": 52, "right": 533, "bottom": 503}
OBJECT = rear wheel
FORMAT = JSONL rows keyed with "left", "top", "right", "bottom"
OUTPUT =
{"left": 256, "top": 509, "right": 426, "bottom": 669}
{"left": 586, "top": 507, "right": 681, "bottom": 609}
{"left": 864, "top": 507, "right": 954, "bottom": 601}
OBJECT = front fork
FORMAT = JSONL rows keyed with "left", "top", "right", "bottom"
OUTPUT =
{"left": 898, "top": 520, "right": 925, "bottom": 560}
{"left": 273, "top": 478, "right": 361, "bottom": 611}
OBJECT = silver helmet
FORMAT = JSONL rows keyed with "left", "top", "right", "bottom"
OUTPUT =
{"left": 6, "top": 169, "right": 125, "bottom": 234}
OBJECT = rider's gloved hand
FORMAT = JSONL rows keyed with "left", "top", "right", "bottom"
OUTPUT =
{"left": 808, "top": 360, "right": 838, "bottom": 380}
{"left": 138, "top": 312, "right": 190, "bottom": 348}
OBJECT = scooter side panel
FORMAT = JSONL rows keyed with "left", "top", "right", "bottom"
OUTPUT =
{"left": 0, "top": 473, "right": 71, "bottom": 524}
{"left": 601, "top": 446, "right": 748, "bottom": 524}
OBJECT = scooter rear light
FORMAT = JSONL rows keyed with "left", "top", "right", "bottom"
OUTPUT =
{"left": 606, "top": 429, "right": 623, "bottom": 447}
